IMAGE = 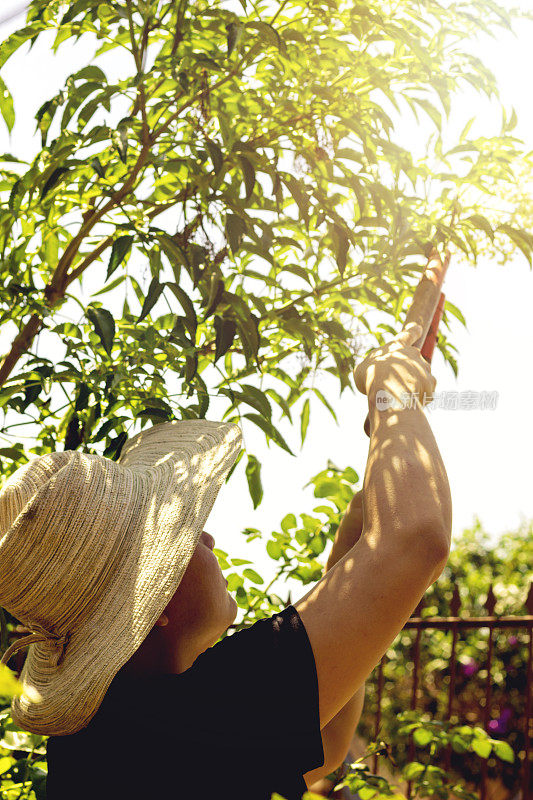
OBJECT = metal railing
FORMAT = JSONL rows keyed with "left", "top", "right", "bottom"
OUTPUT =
{"left": 371, "top": 582, "right": 533, "bottom": 800}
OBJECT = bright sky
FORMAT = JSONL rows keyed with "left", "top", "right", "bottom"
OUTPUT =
{"left": 0, "top": 2, "right": 532, "bottom": 590}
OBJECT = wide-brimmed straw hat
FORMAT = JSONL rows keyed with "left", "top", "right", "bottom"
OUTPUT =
{"left": 0, "top": 419, "right": 242, "bottom": 736}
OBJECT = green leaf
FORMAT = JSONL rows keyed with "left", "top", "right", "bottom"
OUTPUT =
{"left": 87, "top": 306, "right": 115, "bottom": 356}
{"left": 445, "top": 300, "right": 467, "bottom": 328}
{"left": 403, "top": 762, "right": 425, "bottom": 781}
{"left": 92, "top": 418, "right": 119, "bottom": 443}
{"left": 281, "top": 513, "right": 297, "bottom": 533}
{"left": 471, "top": 738, "right": 492, "bottom": 759}
{"left": 466, "top": 214, "right": 494, "bottom": 242}
{"left": 138, "top": 277, "right": 164, "bottom": 323}
{"left": 184, "top": 353, "right": 198, "bottom": 383}
{"left": 311, "top": 388, "right": 337, "bottom": 423}
{"left": 0, "top": 24, "right": 47, "bottom": 70}
{"left": 112, "top": 119, "right": 130, "bottom": 163}
{"left": 103, "top": 431, "right": 128, "bottom": 461}
{"left": 282, "top": 175, "right": 309, "bottom": 222}
{"left": 493, "top": 740, "right": 514, "bottom": 763}
{"left": 497, "top": 224, "right": 533, "bottom": 264}
{"left": 415, "top": 97, "right": 442, "bottom": 130}
{"left": 226, "top": 21, "right": 244, "bottom": 57}
{"left": 194, "top": 53, "right": 223, "bottom": 71}
{"left": 203, "top": 276, "right": 225, "bottom": 319}
{"left": 236, "top": 315, "right": 260, "bottom": 364}
{"left": 72, "top": 65, "right": 107, "bottom": 83}
{"left": 65, "top": 412, "right": 83, "bottom": 450}
{"left": 451, "top": 735, "right": 468, "bottom": 754}
{"left": 136, "top": 406, "right": 172, "bottom": 422}
{"left": 243, "top": 567, "right": 264, "bottom": 584}
{"left": 244, "top": 413, "right": 294, "bottom": 455}
{"left": 300, "top": 397, "right": 310, "bottom": 445}
{"left": 214, "top": 316, "right": 237, "bottom": 361}
{"left": 245, "top": 454, "right": 263, "bottom": 509}
{"left": 206, "top": 138, "right": 224, "bottom": 174}
{"left": 0, "top": 664, "right": 28, "bottom": 701}
{"left": 8, "top": 178, "right": 22, "bottom": 214}
{"left": 266, "top": 539, "right": 282, "bottom": 559}
{"left": 107, "top": 236, "right": 134, "bottom": 280}
{"left": 0, "top": 756, "right": 14, "bottom": 775}
{"left": 40, "top": 167, "right": 69, "bottom": 200}
{"left": 332, "top": 223, "right": 349, "bottom": 276}
{"left": 91, "top": 274, "right": 127, "bottom": 297}
{"left": 313, "top": 479, "right": 339, "bottom": 498}
{"left": 235, "top": 385, "right": 271, "bottom": 419}
{"left": 238, "top": 155, "right": 256, "bottom": 200}
{"left": 0, "top": 77, "right": 15, "bottom": 133}
{"left": 413, "top": 727, "right": 433, "bottom": 747}
{"left": 168, "top": 283, "right": 197, "bottom": 336}
{"left": 177, "top": 70, "right": 189, "bottom": 91}
{"left": 246, "top": 21, "right": 283, "bottom": 51}
{"left": 61, "top": 0, "right": 98, "bottom": 25}
{"left": 0, "top": 447, "right": 26, "bottom": 460}
{"left": 91, "top": 156, "right": 106, "bottom": 178}
{"left": 226, "top": 213, "right": 247, "bottom": 253}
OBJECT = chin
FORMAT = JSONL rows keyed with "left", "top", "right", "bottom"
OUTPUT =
{"left": 227, "top": 592, "right": 238, "bottom": 624}
{"left": 207, "top": 596, "right": 238, "bottom": 648}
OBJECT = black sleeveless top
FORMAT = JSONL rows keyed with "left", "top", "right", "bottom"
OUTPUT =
{"left": 46, "top": 605, "right": 324, "bottom": 800}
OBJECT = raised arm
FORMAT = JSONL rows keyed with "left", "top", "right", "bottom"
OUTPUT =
{"left": 296, "top": 323, "right": 452, "bottom": 729}
{"left": 304, "top": 490, "right": 367, "bottom": 788}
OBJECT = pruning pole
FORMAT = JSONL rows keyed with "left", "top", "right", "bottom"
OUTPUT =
{"left": 363, "top": 248, "right": 451, "bottom": 437}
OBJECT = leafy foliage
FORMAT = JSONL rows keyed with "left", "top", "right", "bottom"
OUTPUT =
{"left": 0, "top": 0, "right": 532, "bottom": 504}
{"left": 332, "top": 713, "right": 516, "bottom": 800}
{"left": 0, "top": 710, "right": 47, "bottom": 800}
{"left": 358, "top": 520, "right": 533, "bottom": 798}
{"left": 271, "top": 714, "right": 516, "bottom": 800}
{"left": 0, "top": 652, "right": 45, "bottom": 800}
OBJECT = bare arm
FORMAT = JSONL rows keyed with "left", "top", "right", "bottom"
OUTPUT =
{"left": 296, "top": 324, "right": 452, "bottom": 732}
{"left": 304, "top": 492, "right": 367, "bottom": 787}
{"left": 304, "top": 688, "right": 365, "bottom": 789}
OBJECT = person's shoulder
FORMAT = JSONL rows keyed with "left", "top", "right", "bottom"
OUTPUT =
{"left": 92, "top": 606, "right": 308, "bottom": 715}
{"left": 195, "top": 604, "right": 303, "bottom": 662}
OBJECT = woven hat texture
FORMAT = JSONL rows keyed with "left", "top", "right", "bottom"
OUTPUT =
{"left": 0, "top": 419, "right": 242, "bottom": 735}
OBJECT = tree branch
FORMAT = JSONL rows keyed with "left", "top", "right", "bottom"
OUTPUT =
{"left": 153, "top": 53, "right": 248, "bottom": 140}
{"left": 0, "top": 141, "right": 152, "bottom": 389}
{"left": 65, "top": 234, "right": 116, "bottom": 289}
{"left": 49, "top": 139, "right": 152, "bottom": 296}
{"left": 126, "top": 0, "right": 149, "bottom": 137}
{"left": 0, "top": 315, "right": 44, "bottom": 388}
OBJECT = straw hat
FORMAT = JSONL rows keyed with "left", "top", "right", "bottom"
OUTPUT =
{"left": 0, "top": 419, "right": 242, "bottom": 736}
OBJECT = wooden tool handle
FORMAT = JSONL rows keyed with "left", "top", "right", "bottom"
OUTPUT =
{"left": 362, "top": 250, "right": 450, "bottom": 438}
{"left": 402, "top": 250, "right": 450, "bottom": 348}
{"left": 420, "top": 291, "right": 445, "bottom": 364}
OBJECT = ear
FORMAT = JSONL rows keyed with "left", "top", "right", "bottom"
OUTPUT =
{"left": 155, "top": 613, "right": 169, "bottom": 627}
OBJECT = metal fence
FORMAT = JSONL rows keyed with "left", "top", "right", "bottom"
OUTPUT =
{"left": 371, "top": 582, "right": 533, "bottom": 800}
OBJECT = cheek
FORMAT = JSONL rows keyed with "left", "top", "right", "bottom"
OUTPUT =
{"left": 172, "top": 545, "right": 234, "bottom": 628}
{"left": 188, "top": 548, "right": 228, "bottom": 602}
{"left": 204, "top": 552, "right": 229, "bottom": 599}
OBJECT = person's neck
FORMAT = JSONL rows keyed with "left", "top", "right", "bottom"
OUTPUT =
{"left": 120, "top": 627, "right": 209, "bottom": 677}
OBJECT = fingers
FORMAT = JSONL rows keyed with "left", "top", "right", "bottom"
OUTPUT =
{"left": 395, "top": 322, "right": 423, "bottom": 348}
{"left": 417, "top": 370, "right": 437, "bottom": 406}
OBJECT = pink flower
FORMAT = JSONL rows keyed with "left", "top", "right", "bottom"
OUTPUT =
{"left": 462, "top": 658, "right": 478, "bottom": 677}
{"left": 488, "top": 708, "right": 512, "bottom": 735}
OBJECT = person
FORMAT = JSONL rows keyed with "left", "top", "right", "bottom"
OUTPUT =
{"left": 0, "top": 322, "right": 452, "bottom": 800}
